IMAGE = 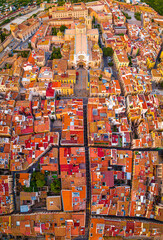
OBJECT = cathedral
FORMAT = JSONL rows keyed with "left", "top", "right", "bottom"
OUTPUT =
{"left": 61, "top": 17, "right": 103, "bottom": 69}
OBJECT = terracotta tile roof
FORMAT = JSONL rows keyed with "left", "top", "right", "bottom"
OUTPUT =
{"left": 90, "top": 148, "right": 132, "bottom": 216}
{"left": 0, "top": 175, "right": 14, "bottom": 214}
{"left": 88, "top": 97, "right": 130, "bottom": 147}
{"left": 0, "top": 212, "right": 85, "bottom": 237}
{"left": 56, "top": 99, "right": 84, "bottom": 145}
{"left": 46, "top": 196, "right": 61, "bottom": 211}
{"left": 60, "top": 147, "right": 86, "bottom": 212}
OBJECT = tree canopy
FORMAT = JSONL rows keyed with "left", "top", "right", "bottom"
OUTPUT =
{"left": 50, "top": 47, "right": 62, "bottom": 60}
{"left": 50, "top": 179, "right": 61, "bottom": 194}
{"left": 60, "top": 25, "right": 68, "bottom": 32}
{"left": 52, "top": 27, "right": 57, "bottom": 36}
{"left": 23, "top": 171, "right": 46, "bottom": 192}
{"left": 134, "top": 12, "right": 141, "bottom": 21}
{"left": 103, "top": 47, "right": 114, "bottom": 57}
{"left": 36, "top": 179, "right": 46, "bottom": 188}
{"left": 31, "top": 172, "right": 46, "bottom": 188}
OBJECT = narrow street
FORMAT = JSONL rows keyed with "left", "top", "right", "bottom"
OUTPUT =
{"left": 83, "top": 99, "right": 91, "bottom": 240}
{"left": 154, "top": 45, "right": 163, "bottom": 69}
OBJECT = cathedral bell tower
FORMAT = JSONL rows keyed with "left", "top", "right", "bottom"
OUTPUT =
{"left": 85, "top": 16, "right": 92, "bottom": 30}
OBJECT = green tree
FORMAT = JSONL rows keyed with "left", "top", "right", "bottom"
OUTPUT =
{"left": 99, "top": 74, "right": 102, "bottom": 81}
{"left": 28, "top": 42, "right": 32, "bottom": 50}
{"left": 35, "top": 172, "right": 45, "bottom": 181}
{"left": 36, "top": 179, "right": 46, "bottom": 188}
{"left": 136, "top": 48, "right": 140, "bottom": 56}
{"left": 50, "top": 47, "right": 62, "bottom": 60}
{"left": 58, "top": 0, "right": 65, "bottom": 6}
{"left": 108, "top": 62, "right": 114, "bottom": 66}
{"left": 0, "top": 32, "right": 6, "bottom": 42}
{"left": 60, "top": 25, "right": 68, "bottom": 33}
{"left": 128, "top": 56, "right": 132, "bottom": 66}
{"left": 134, "top": 12, "right": 141, "bottom": 21}
{"left": 20, "top": 51, "right": 29, "bottom": 58}
{"left": 52, "top": 27, "right": 57, "bottom": 36}
{"left": 159, "top": 81, "right": 163, "bottom": 89}
{"left": 31, "top": 171, "right": 45, "bottom": 182}
{"left": 103, "top": 47, "right": 114, "bottom": 57}
{"left": 23, "top": 186, "right": 33, "bottom": 192}
{"left": 6, "top": 63, "right": 11, "bottom": 69}
{"left": 117, "top": 33, "right": 124, "bottom": 36}
{"left": 50, "top": 179, "right": 61, "bottom": 193}
{"left": 98, "top": 39, "right": 101, "bottom": 48}
{"left": 122, "top": 11, "right": 131, "bottom": 19}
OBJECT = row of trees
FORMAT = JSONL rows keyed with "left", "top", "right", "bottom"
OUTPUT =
{"left": 12, "top": 50, "right": 30, "bottom": 58}
{"left": 0, "top": 30, "right": 9, "bottom": 43}
{"left": 0, "top": 18, "right": 10, "bottom": 27}
{"left": 122, "top": 11, "right": 131, "bottom": 19}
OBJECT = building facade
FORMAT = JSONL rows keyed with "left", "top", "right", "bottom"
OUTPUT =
{"left": 50, "top": 3, "right": 88, "bottom": 19}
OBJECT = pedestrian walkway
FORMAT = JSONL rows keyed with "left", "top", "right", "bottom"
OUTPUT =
{"left": 74, "top": 68, "right": 89, "bottom": 97}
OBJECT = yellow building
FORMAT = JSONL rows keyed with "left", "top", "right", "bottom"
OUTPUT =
{"left": 52, "top": 59, "right": 76, "bottom": 84}
{"left": 52, "top": 82, "right": 74, "bottom": 96}
{"left": 30, "top": 72, "right": 37, "bottom": 83}
{"left": 47, "top": 18, "right": 74, "bottom": 27}
{"left": 146, "top": 56, "right": 155, "bottom": 69}
{"left": 113, "top": 50, "right": 129, "bottom": 70}
{"left": 160, "top": 51, "right": 163, "bottom": 61}
{"left": 89, "top": 8, "right": 112, "bottom": 24}
{"left": 158, "top": 62, "right": 163, "bottom": 75}
{"left": 50, "top": 3, "right": 88, "bottom": 19}
{"left": 53, "top": 74, "right": 76, "bottom": 84}
{"left": 10, "top": 23, "right": 18, "bottom": 32}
